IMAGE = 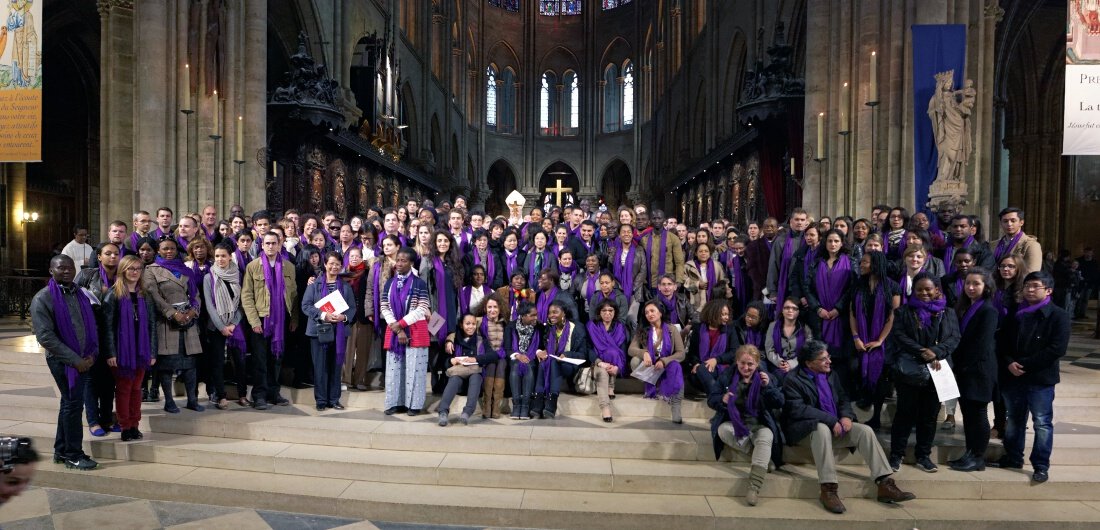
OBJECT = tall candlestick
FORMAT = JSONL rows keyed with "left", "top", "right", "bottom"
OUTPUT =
{"left": 236, "top": 116, "right": 244, "bottom": 161}
{"left": 817, "top": 112, "right": 825, "bottom": 159}
{"left": 869, "top": 51, "right": 878, "bottom": 103}
{"left": 181, "top": 64, "right": 191, "bottom": 112}
{"left": 790, "top": 157, "right": 795, "bottom": 175}
{"left": 839, "top": 82, "right": 850, "bottom": 132}
{"left": 212, "top": 90, "right": 219, "bottom": 134}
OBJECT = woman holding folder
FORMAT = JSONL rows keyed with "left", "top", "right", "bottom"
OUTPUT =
{"left": 302, "top": 252, "right": 357, "bottom": 411}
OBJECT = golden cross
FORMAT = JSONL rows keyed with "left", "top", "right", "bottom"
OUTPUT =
{"left": 546, "top": 178, "right": 573, "bottom": 206}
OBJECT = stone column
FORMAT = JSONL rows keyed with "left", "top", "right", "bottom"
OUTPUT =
{"left": 134, "top": 0, "right": 169, "bottom": 218}
{"left": 100, "top": 1, "right": 137, "bottom": 229}
{"left": 242, "top": 0, "right": 267, "bottom": 211}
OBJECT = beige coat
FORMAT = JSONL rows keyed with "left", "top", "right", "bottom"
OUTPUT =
{"left": 143, "top": 264, "right": 202, "bottom": 356}
{"left": 683, "top": 259, "right": 731, "bottom": 314}
{"left": 1000, "top": 232, "right": 1042, "bottom": 276}
{"left": 240, "top": 256, "right": 299, "bottom": 331}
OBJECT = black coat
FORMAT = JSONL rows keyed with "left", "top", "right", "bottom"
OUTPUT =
{"left": 709, "top": 366, "right": 786, "bottom": 466}
{"left": 953, "top": 302, "right": 999, "bottom": 401}
{"left": 685, "top": 323, "right": 741, "bottom": 369}
{"left": 781, "top": 367, "right": 854, "bottom": 445}
{"left": 888, "top": 304, "right": 961, "bottom": 386}
{"left": 462, "top": 250, "right": 504, "bottom": 290}
{"left": 1001, "top": 302, "right": 1070, "bottom": 387}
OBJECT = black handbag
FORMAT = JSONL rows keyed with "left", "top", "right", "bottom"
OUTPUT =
{"left": 893, "top": 353, "right": 931, "bottom": 387}
{"left": 316, "top": 322, "right": 335, "bottom": 344}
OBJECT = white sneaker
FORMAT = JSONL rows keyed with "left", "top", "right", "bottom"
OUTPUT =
{"left": 341, "top": 384, "right": 348, "bottom": 391}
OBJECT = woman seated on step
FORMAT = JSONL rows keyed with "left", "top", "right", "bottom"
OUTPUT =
{"left": 477, "top": 295, "right": 508, "bottom": 419}
{"left": 507, "top": 301, "right": 543, "bottom": 420}
{"left": 586, "top": 299, "right": 630, "bottom": 422}
{"left": 707, "top": 344, "right": 785, "bottom": 506}
{"left": 531, "top": 300, "right": 591, "bottom": 419}
{"left": 438, "top": 313, "right": 496, "bottom": 426}
{"left": 628, "top": 299, "right": 687, "bottom": 424}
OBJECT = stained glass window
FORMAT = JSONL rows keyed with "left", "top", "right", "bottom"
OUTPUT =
{"left": 564, "top": 71, "right": 579, "bottom": 133}
{"left": 622, "top": 62, "right": 634, "bottom": 128}
{"left": 500, "top": 69, "right": 516, "bottom": 133}
{"left": 602, "top": 0, "right": 631, "bottom": 9}
{"left": 540, "top": 0, "right": 581, "bottom": 15}
{"left": 486, "top": 66, "right": 498, "bottom": 127}
{"left": 489, "top": 0, "right": 520, "bottom": 12}
{"left": 602, "top": 64, "right": 619, "bottom": 133}
{"left": 540, "top": 72, "right": 558, "bottom": 134}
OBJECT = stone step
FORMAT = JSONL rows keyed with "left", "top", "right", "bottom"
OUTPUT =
{"left": 24, "top": 455, "right": 1100, "bottom": 528}
{"left": 0, "top": 363, "right": 54, "bottom": 386}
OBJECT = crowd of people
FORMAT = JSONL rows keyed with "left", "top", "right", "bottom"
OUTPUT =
{"left": 31, "top": 196, "right": 1074, "bottom": 513}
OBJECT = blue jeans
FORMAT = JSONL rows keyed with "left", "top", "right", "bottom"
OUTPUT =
{"left": 509, "top": 357, "right": 535, "bottom": 405}
{"left": 1002, "top": 383, "right": 1055, "bottom": 470}
{"left": 310, "top": 338, "right": 343, "bottom": 407}
{"left": 46, "top": 356, "right": 90, "bottom": 461}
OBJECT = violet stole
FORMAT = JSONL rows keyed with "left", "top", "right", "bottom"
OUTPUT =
{"left": 233, "top": 248, "right": 252, "bottom": 277}
{"left": 854, "top": 286, "right": 887, "bottom": 391}
{"left": 504, "top": 250, "right": 519, "bottom": 279}
{"left": 656, "top": 292, "right": 680, "bottom": 326}
{"left": 727, "top": 253, "right": 745, "bottom": 301}
{"left": 1015, "top": 295, "right": 1051, "bottom": 317}
{"left": 726, "top": 371, "right": 764, "bottom": 438}
{"left": 744, "top": 327, "right": 764, "bottom": 349}
{"left": 802, "top": 367, "right": 840, "bottom": 423}
{"left": 814, "top": 255, "right": 851, "bottom": 348}
{"left": 698, "top": 326, "right": 728, "bottom": 364}
{"left": 583, "top": 272, "right": 599, "bottom": 303}
{"left": 46, "top": 279, "right": 98, "bottom": 395}
{"left": 474, "top": 249, "right": 495, "bottom": 285}
{"left": 944, "top": 235, "right": 974, "bottom": 274}
{"left": 959, "top": 299, "right": 984, "bottom": 333}
{"left": 586, "top": 321, "right": 626, "bottom": 373}
{"left": 907, "top": 295, "right": 946, "bottom": 328}
{"left": 528, "top": 249, "right": 547, "bottom": 286}
{"left": 771, "top": 322, "right": 806, "bottom": 361}
{"left": 645, "top": 230, "right": 669, "bottom": 283}
{"left": 154, "top": 256, "right": 199, "bottom": 308}
{"left": 116, "top": 292, "right": 152, "bottom": 379}
{"left": 260, "top": 252, "right": 287, "bottom": 358}
{"left": 994, "top": 231, "right": 1023, "bottom": 264}
{"left": 479, "top": 318, "right": 506, "bottom": 361}
{"left": 387, "top": 274, "right": 416, "bottom": 358}
{"left": 321, "top": 280, "right": 349, "bottom": 365}
{"left": 98, "top": 265, "right": 113, "bottom": 291}
{"left": 612, "top": 242, "right": 637, "bottom": 300}
{"left": 644, "top": 324, "right": 684, "bottom": 400}
{"left": 774, "top": 233, "right": 800, "bottom": 317}
{"left": 510, "top": 326, "right": 540, "bottom": 377}
{"left": 543, "top": 322, "right": 572, "bottom": 389}
{"left": 536, "top": 286, "right": 559, "bottom": 320}
{"left": 432, "top": 256, "right": 450, "bottom": 341}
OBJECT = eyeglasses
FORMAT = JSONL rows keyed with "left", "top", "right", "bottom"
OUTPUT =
{"left": 1023, "top": 283, "right": 1050, "bottom": 291}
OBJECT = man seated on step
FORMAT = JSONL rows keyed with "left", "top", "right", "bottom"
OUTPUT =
{"left": 781, "top": 340, "right": 914, "bottom": 514}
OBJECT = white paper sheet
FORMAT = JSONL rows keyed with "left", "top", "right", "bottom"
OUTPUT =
{"left": 630, "top": 364, "right": 665, "bottom": 385}
{"left": 551, "top": 355, "right": 585, "bottom": 366}
{"left": 929, "top": 361, "right": 961, "bottom": 402}
{"left": 314, "top": 290, "right": 349, "bottom": 314}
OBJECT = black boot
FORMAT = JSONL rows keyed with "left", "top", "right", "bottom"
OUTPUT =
{"left": 160, "top": 372, "right": 179, "bottom": 413}
{"left": 529, "top": 393, "right": 544, "bottom": 419}
{"left": 544, "top": 393, "right": 559, "bottom": 419}
{"left": 182, "top": 369, "right": 205, "bottom": 412}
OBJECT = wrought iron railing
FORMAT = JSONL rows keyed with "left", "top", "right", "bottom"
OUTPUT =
{"left": 0, "top": 276, "right": 48, "bottom": 320}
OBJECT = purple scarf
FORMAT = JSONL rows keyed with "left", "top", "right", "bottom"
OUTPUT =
{"left": 612, "top": 242, "right": 637, "bottom": 299}
{"left": 387, "top": 274, "right": 415, "bottom": 358}
{"left": 321, "top": 280, "right": 349, "bottom": 365}
{"left": 907, "top": 295, "right": 946, "bottom": 328}
{"left": 558, "top": 260, "right": 578, "bottom": 277}
{"left": 116, "top": 291, "right": 152, "bottom": 379}
{"left": 994, "top": 231, "right": 1023, "bottom": 264}
{"left": 154, "top": 256, "right": 199, "bottom": 308}
{"left": 544, "top": 322, "right": 572, "bottom": 389}
{"left": 727, "top": 253, "right": 745, "bottom": 301}
{"left": 803, "top": 366, "right": 839, "bottom": 420}
{"left": 944, "top": 236, "right": 974, "bottom": 274}
{"left": 645, "top": 230, "right": 669, "bottom": 282}
{"left": 154, "top": 227, "right": 168, "bottom": 240}
{"left": 744, "top": 327, "right": 764, "bottom": 349}
{"left": 260, "top": 252, "right": 287, "bottom": 358}
{"left": 537, "top": 286, "right": 559, "bottom": 320}
{"left": 583, "top": 272, "right": 599, "bottom": 302}
{"left": 694, "top": 260, "right": 716, "bottom": 299}
{"left": 474, "top": 248, "right": 495, "bottom": 285}
{"left": 657, "top": 292, "right": 680, "bottom": 326}
{"left": 98, "top": 265, "right": 114, "bottom": 291}
{"left": 815, "top": 255, "right": 850, "bottom": 348}
{"left": 644, "top": 324, "right": 684, "bottom": 400}
{"left": 726, "top": 371, "right": 764, "bottom": 438}
{"left": 698, "top": 326, "right": 728, "bottom": 364}
{"left": 959, "top": 299, "right": 984, "bottom": 333}
{"left": 208, "top": 273, "right": 246, "bottom": 353}
{"left": 340, "top": 241, "right": 362, "bottom": 268}
{"left": 1016, "top": 295, "right": 1051, "bottom": 317}
{"left": 504, "top": 249, "right": 520, "bottom": 279}
{"left": 771, "top": 322, "right": 806, "bottom": 361}
{"left": 371, "top": 261, "right": 386, "bottom": 334}
{"left": 586, "top": 321, "right": 626, "bottom": 373}
{"left": 129, "top": 232, "right": 144, "bottom": 253}
{"left": 47, "top": 279, "right": 98, "bottom": 394}
{"left": 510, "top": 325, "right": 540, "bottom": 377}
{"left": 459, "top": 285, "right": 491, "bottom": 316}
{"left": 233, "top": 248, "right": 252, "bottom": 276}
{"left": 432, "top": 256, "right": 450, "bottom": 341}
{"left": 775, "top": 233, "right": 801, "bottom": 317}
{"left": 854, "top": 286, "right": 887, "bottom": 391}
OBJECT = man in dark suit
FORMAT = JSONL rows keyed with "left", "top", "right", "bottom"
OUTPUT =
{"left": 990, "top": 271, "right": 1070, "bottom": 483}
{"left": 744, "top": 217, "right": 778, "bottom": 302}
{"left": 782, "top": 340, "right": 914, "bottom": 514}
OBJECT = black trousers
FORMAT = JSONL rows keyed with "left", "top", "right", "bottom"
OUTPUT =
{"left": 890, "top": 381, "right": 941, "bottom": 459}
{"left": 204, "top": 328, "right": 240, "bottom": 401}
{"left": 249, "top": 317, "right": 287, "bottom": 403}
{"left": 959, "top": 398, "right": 992, "bottom": 456}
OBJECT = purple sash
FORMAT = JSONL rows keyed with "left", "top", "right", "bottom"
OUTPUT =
{"left": 907, "top": 295, "right": 946, "bottom": 328}
{"left": 504, "top": 250, "right": 520, "bottom": 279}
{"left": 321, "top": 280, "right": 349, "bottom": 365}
{"left": 694, "top": 260, "right": 716, "bottom": 299}
{"left": 644, "top": 324, "right": 683, "bottom": 400}
{"left": 645, "top": 230, "right": 669, "bottom": 283}
{"left": 47, "top": 280, "right": 98, "bottom": 395}
{"left": 459, "top": 285, "right": 492, "bottom": 316}
{"left": 583, "top": 273, "right": 599, "bottom": 302}
{"left": 814, "top": 256, "right": 850, "bottom": 348}
{"left": 371, "top": 261, "right": 386, "bottom": 334}
{"left": 612, "top": 243, "right": 637, "bottom": 299}
{"left": 944, "top": 236, "right": 975, "bottom": 275}
{"left": 543, "top": 322, "right": 572, "bottom": 389}
{"left": 474, "top": 249, "right": 495, "bottom": 285}
{"left": 1015, "top": 295, "right": 1051, "bottom": 317}
{"left": 129, "top": 232, "right": 144, "bottom": 253}
{"left": 432, "top": 256, "right": 449, "bottom": 341}
{"left": 803, "top": 367, "right": 840, "bottom": 422}
{"left": 116, "top": 291, "right": 152, "bottom": 379}
{"left": 537, "top": 286, "right": 559, "bottom": 320}
{"left": 771, "top": 322, "right": 806, "bottom": 361}
{"left": 775, "top": 233, "right": 801, "bottom": 317}
{"left": 98, "top": 265, "right": 114, "bottom": 291}
{"left": 479, "top": 318, "right": 506, "bottom": 361}
{"left": 727, "top": 253, "right": 745, "bottom": 301}
{"left": 994, "top": 231, "right": 1023, "bottom": 264}
{"left": 854, "top": 286, "right": 887, "bottom": 391}
{"left": 586, "top": 321, "right": 626, "bottom": 373}
{"left": 726, "top": 371, "right": 763, "bottom": 438}
{"left": 260, "top": 252, "right": 287, "bottom": 358}
{"left": 698, "top": 326, "right": 728, "bottom": 364}
{"left": 744, "top": 327, "right": 764, "bottom": 349}
{"left": 657, "top": 292, "right": 680, "bottom": 326}
{"left": 154, "top": 257, "right": 199, "bottom": 308}
{"left": 528, "top": 249, "right": 548, "bottom": 286}
{"left": 233, "top": 248, "right": 252, "bottom": 277}
{"left": 510, "top": 326, "right": 540, "bottom": 377}
{"left": 959, "top": 299, "right": 984, "bottom": 333}
{"left": 387, "top": 275, "right": 415, "bottom": 358}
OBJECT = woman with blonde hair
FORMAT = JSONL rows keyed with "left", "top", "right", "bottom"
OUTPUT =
{"left": 103, "top": 255, "right": 158, "bottom": 441}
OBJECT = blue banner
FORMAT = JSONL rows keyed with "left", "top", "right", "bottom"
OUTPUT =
{"left": 912, "top": 24, "right": 966, "bottom": 211}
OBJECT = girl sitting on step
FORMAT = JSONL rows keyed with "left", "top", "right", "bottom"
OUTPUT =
{"left": 438, "top": 314, "right": 493, "bottom": 426}
{"left": 628, "top": 299, "right": 687, "bottom": 424}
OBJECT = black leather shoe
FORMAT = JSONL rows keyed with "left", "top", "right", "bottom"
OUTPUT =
{"left": 274, "top": 396, "right": 291, "bottom": 406}
{"left": 316, "top": 404, "right": 328, "bottom": 411}
{"left": 384, "top": 407, "right": 398, "bottom": 415}
{"left": 948, "top": 450, "right": 973, "bottom": 466}
{"left": 1032, "top": 469, "right": 1049, "bottom": 483}
{"left": 332, "top": 402, "right": 345, "bottom": 410}
{"left": 949, "top": 455, "right": 986, "bottom": 472}
{"left": 253, "top": 399, "right": 271, "bottom": 411}
{"left": 987, "top": 457, "right": 1023, "bottom": 469}
{"left": 407, "top": 409, "right": 421, "bottom": 416}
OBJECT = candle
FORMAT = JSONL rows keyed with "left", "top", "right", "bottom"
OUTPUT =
{"left": 212, "top": 90, "right": 219, "bottom": 134}
{"left": 181, "top": 64, "right": 191, "bottom": 111}
{"left": 817, "top": 112, "right": 825, "bottom": 159}
{"left": 790, "top": 157, "right": 795, "bottom": 176}
{"left": 840, "top": 82, "right": 850, "bottom": 132}
{"left": 869, "top": 51, "right": 878, "bottom": 103}
{"left": 236, "top": 116, "right": 243, "bottom": 161}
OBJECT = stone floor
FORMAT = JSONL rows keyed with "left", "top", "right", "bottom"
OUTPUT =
{"left": 0, "top": 487, "right": 515, "bottom": 530}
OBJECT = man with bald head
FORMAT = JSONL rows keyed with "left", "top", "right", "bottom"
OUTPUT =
{"left": 200, "top": 205, "right": 219, "bottom": 242}
{"left": 30, "top": 255, "right": 99, "bottom": 470}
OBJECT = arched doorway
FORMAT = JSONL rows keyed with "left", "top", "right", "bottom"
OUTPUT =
{"left": 485, "top": 160, "right": 517, "bottom": 217}
{"left": 538, "top": 161, "right": 579, "bottom": 210}
{"left": 600, "top": 159, "right": 631, "bottom": 211}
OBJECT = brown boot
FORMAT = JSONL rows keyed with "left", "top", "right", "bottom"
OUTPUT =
{"left": 491, "top": 377, "right": 505, "bottom": 419}
{"left": 819, "top": 483, "right": 846, "bottom": 514}
{"left": 875, "top": 477, "right": 916, "bottom": 503}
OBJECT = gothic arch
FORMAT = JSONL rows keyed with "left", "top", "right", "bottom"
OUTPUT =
{"left": 599, "top": 159, "right": 632, "bottom": 210}
{"left": 599, "top": 36, "right": 634, "bottom": 71}
{"left": 486, "top": 159, "right": 519, "bottom": 216}
{"left": 539, "top": 45, "right": 581, "bottom": 74}
{"left": 487, "top": 40, "right": 522, "bottom": 77}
